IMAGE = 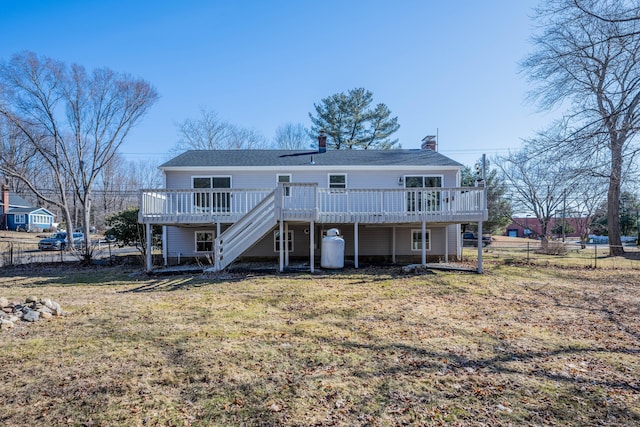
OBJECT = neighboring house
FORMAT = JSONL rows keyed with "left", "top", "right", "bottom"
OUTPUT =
{"left": 504, "top": 217, "right": 584, "bottom": 239}
{"left": 139, "top": 139, "right": 488, "bottom": 272}
{"left": 1, "top": 186, "right": 55, "bottom": 232}
{"left": 6, "top": 207, "right": 55, "bottom": 232}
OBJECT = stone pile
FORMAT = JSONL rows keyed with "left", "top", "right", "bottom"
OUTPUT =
{"left": 0, "top": 296, "right": 64, "bottom": 330}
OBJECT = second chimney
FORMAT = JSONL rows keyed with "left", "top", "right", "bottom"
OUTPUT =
{"left": 421, "top": 135, "right": 437, "bottom": 151}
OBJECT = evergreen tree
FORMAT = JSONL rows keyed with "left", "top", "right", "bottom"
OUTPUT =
{"left": 461, "top": 159, "right": 512, "bottom": 235}
{"left": 309, "top": 88, "right": 400, "bottom": 150}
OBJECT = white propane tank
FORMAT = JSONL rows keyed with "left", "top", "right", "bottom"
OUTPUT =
{"left": 321, "top": 228, "right": 345, "bottom": 269}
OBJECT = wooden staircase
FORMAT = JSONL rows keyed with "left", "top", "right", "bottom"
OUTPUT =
{"left": 209, "top": 189, "right": 278, "bottom": 272}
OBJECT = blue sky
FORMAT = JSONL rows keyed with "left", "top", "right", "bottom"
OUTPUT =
{"left": 1, "top": 0, "right": 549, "bottom": 167}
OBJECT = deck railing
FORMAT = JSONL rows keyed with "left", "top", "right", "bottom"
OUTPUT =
{"left": 140, "top": 184, "right": 487, "bottom": 224}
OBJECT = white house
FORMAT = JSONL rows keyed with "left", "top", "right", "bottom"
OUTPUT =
{"left": 139, "top": 140, "right": 488, "bottom": 273}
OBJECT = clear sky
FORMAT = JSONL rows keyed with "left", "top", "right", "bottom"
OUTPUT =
{"left": 1, "top": 0, "right": 550, "bottom": 167}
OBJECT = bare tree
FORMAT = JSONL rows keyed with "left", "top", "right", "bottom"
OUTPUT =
{"left": 94, "top": 153, "right": 138, "bottom": 226}
{"left": 496, "top": 148, "right": 575, "bottom": 247}
{"left": 274, "top": 122, "right": 311, "bottom": 149}
{"left": 0, "top": 51, "right": 158, "bottom": 259}
{"left": 174, "top": 107, "right": 270, "bottom": 152}
{"left": 565, "top": 174, "right": 608, "bottom": 248}
{"left": 0, "top": 115, "right": 49, "bottom": 198}
{"left": 523, "top": 0, "right": 640, "bottom": 256}
{"left": 130, "top": 158, "right": 163, "bottom": 190}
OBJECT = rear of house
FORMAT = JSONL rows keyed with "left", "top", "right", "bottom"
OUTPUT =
{"left": 139, "top": 145, "right": 488, "bottom": 272}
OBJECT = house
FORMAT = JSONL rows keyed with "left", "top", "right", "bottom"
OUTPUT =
{"left": 139, "top": 137, "right": 488, "bottom": 273}
{"left": 1, "top": 186, "right": 55, "bottom": 232}
{"left": 5, "top": 207, "right": 55, "bottom": 232}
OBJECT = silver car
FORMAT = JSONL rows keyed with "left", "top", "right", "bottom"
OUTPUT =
{"left": 38, "top": 232, "right": 84, "bottom": 251}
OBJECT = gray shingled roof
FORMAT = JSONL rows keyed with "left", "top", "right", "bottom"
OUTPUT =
{"left": 7, "top": 207, "right": 43, "bottom": 214}
{"left": 160, "top": 149, "right": 463, "bottom": 168}
{"left": 0, "top": 192, "right": 31, "bottom": 208}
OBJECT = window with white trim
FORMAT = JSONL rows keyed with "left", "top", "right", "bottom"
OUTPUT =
{"left": 274, "top": 230, "right": 294, "bottom": 252}
{"left": 329, "top": 174, "right": 346, "bottom": 189}
{"left": 14, "top": 214, "right": 26, "bottom": 224}
{"left": 411, "top": 229, "right": 431, "bottom": 251}
{"left": 277, "top": 174, "right": 291, "bottom": 197}
{"left": 32, "top": 214, "right": 50, "bottom": 224}
{"left": 195, "top": 231, "right": 214, "bottom": 252}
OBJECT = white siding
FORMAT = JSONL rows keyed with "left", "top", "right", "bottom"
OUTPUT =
{"left": 164, "top": 168, "right": 460, "bottom": 191}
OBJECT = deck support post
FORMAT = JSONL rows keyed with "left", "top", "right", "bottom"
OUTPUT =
{"left": 310, "top": 221, "right": 315, "bottom": 273}
{"left": 445, "top": 225, "right": 449, "bottom": 263}
{"left": 392, "top": 226, "right": 396, "bottom": 264}
{"left": 354, "top": 222, "right": 359, "bottom": 269}
{"left": 285, "top": 222, "right": 289, "bottom": 267}
{"left": 477, "top": 220, "right": 483, "bottom": 274}
{"left": 279, "top": 220, "right": 284, "bottom": 272}
{"left": 162, "top": 225, "right": 167, "bottom": 266}
{"left": 145, "top": 223, "right": 152, "bottom": 273}
{"left": 422, "top": 220, "right": 427, "bottom": 266}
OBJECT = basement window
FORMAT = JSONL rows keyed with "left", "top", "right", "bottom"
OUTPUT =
{"left": 195, "top": 231, "right": 214, "bottom": 252}
{"left": 274, "top": 230, "right": 294, "bottom": 252}
{"left": 411, "top": 229, "right": 431, "bottom": 251}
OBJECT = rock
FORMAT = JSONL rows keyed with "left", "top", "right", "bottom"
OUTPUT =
{"left": 0, "top": 297, "right": 64, "bottom": 330}
{"left": 37, "top": 306, "right": 54, "bottom": 315}
{"left": 22, "top": 310, "right": 40, "bottom": 322}
{"left": 51, "top": 302, "right": 63, "bottom": 316}
{"left": 0, "top": 319, "right": 14, "bottom": 330}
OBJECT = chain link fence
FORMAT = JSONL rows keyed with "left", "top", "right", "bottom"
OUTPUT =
{"left": 464, "top": 239, "right": 640, "bottom": 269}
{"left": 0, "top": 239, "right": 128, "bottom": 268}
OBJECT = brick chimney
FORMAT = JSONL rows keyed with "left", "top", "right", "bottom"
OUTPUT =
{"left": 421, "top": 135, "right": 437, "bottom": 151}
{"left": 318, "top": 129, "right": 327, "bottom": 153}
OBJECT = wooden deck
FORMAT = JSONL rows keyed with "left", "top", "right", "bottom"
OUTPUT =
{"left": 139, "top": 184, "right": 488, "bottom": 226}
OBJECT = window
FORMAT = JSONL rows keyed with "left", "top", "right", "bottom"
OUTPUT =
{"left": 274, "top": 230, "right": 294, "bottom": 252}
{"left": 14, "top": 214, "right": 26, "bottom": 224}
{"left": 329, "top": 174, "right": 346, "bottom": 189}
{"left": 192, "top": 176, "right": 231, "bottom": 212}
{"left": 277, "top": 174, "right": 291, "bottom": 197}
{"left": 32, "top": 214, "right": 50, "bottom": 224}
{"left": 411, "top": 229, "right": 431, "bottom": 251}
{"left": 195, "top": 231, "right": 214, "bottom": 252}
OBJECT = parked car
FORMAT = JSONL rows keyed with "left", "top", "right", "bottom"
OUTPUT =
{"left": 38, "top": 232, "right": 84, "bottom": 251}
{"left": 462, "top": 232, "right": 492, "bottom": 247}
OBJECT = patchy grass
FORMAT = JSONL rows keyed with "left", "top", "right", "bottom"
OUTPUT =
{"left": 1, "top": 264, "right": 639, "bottom": 426}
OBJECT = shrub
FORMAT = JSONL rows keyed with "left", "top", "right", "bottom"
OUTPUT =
{"left": 535, "top": 241, "right": 568, "bottom": 256}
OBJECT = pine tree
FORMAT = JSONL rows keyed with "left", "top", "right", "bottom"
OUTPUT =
{"left": 309, "top": 88, "right": 400, "bottom": 150}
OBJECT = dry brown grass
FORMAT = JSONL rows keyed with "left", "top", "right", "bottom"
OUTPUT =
{"left": 1, "top": 263, "right": 639, "bottom": 426}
